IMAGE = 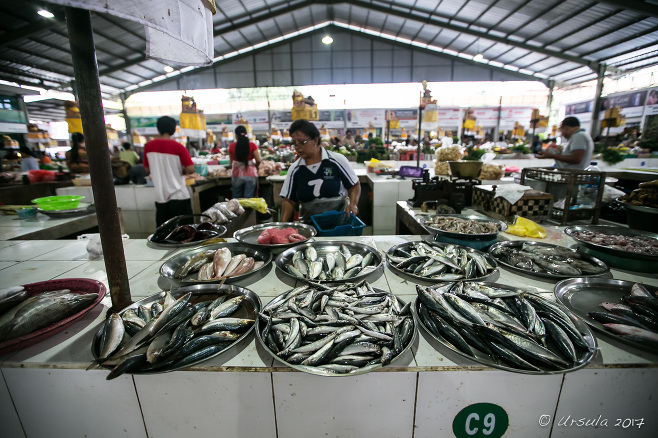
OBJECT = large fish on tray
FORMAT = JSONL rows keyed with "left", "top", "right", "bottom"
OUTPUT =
{"left": 0, "top": 290, "right": 98, "bottom": 342}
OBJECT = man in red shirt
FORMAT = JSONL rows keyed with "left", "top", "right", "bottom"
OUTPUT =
{"left": 143, "top": 116, "right": 195, "bottom": 226}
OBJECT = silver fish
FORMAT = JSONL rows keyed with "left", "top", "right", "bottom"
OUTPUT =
{"left": 340, "top": 244, "right": 352, "bottom": 259}
{"left": 99, "top": 313, "right": 125, "bottom": 360}
{"left": 305, "top": 247, "right": 318, "bottom": 262}
{"left": 175, "top": 250, "right": 216, "bottom": 278}
{"left": 346, "top": 254, "right": 363, "bottom": 270}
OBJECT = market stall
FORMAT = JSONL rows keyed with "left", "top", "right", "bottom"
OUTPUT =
{"left": 0, "top": 232, "right": 656, "bottom": 438}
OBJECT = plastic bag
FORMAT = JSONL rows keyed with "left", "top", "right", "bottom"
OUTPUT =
{"left": 505, "top": 216, "right": 546, "bottom": 239}
{"left": 238, "top": 198, "right": 268, "bottom": 214}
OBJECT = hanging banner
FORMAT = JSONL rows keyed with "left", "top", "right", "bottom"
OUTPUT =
{"left": 346, "top": 109, "right": 386, "bottom": 129}
{"left": 387, "top": 109, "right": 418, "bottom": 130}
{"left": 600, "top": 90, "right": 647, "bottom": 118}
{"left": 644, "top": 87, "right": 658, "bottom": 116}
{"left": 437, "top": 108, "right": 462, "bottom": 128}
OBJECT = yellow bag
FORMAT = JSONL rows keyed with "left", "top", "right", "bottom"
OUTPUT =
{"left": 505, "top": 216, "right": 546, "bottom": 239}
{"left": 238, "top": 198, "right": 268, "bottom": 214}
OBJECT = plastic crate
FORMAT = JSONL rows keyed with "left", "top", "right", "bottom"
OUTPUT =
{"left": 311, "top": 210, "right": 365, "bottom": 236}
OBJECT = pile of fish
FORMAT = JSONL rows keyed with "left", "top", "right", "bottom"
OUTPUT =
{"left": 387, "top": 242, "right": 495, "bottom": 281}
{"left": 588, "top": 283, "right": 658, "bottom": 351}
{"left": 570, "top": 229, "right": 658, "bottom": 256}
{"left": 491, "top": 243, "right": 607, "bottom": 276}
{"left": 258, "top": 281, "right": 414, "bottom": 375}
{"left": 91, "top": 291, "right": 254, "bottom": 379}
{"left": 283, "top": 244, "right": 378, "bottom": 281}
{"left": 0, "top": 286, "right": 97, "bottom": 342}
{"left": 416, "top": 281, "right": 594, "bottom": 372}
{"left": 424, "top": 216, "right": 501, "bottom": 235}
{"left": 150, "top": 215, "right": 222, "bottom": 244}
{"left": 257, "top": 227, "right": 306, "bottom": 245}
{"left": 174, "top": 248, "right": 263, "bottom": 280}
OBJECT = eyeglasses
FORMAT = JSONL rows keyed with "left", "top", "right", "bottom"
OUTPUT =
{"left": 293, "top": 138, "right": 313, "bottom": 148}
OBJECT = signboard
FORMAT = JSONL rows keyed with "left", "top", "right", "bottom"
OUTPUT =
{"left": 453, "top": 403, "right": 509, "bottom": 438}
{"left": 565, "top": 101, "right": 593, "bottom": 116}
{"left": 387, "top": 109, "right": 418, "bottom": 129}
{"left": 0, "top": 122, "right": 27, "bottom": 133}
{"left": 346, "top": 109, "right": 386, "bottom": 128}
{"left": 644, "top": 87, "right": 658, "bottom": 116}
{"left": 600, "top": 90, "right": 647, "bottom": 118}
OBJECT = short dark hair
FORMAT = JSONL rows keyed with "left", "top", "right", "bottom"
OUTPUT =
{"left": 122, "top": 142, "right": 131, "bottom": 149}
{"left": 346, "top": 130, "right": 352, "bottom": 135}
{"left": 157, "top": 116, "right": 177, "bottom": 135}
{"left": 289, "top": 119, "right": 320, "bottom": 140}
{"left": 561, "top": 117, "right": 580, "bottom": 128}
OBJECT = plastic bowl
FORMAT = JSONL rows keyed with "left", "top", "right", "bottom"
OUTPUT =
{"left": 31, "top": 195, "right": 84, "bottom": 211}
{"left": 448, "top": 161, "right": 483, "bottom": 178}
{"left": 16, "top": 207, "right": 37, "bottom": 219}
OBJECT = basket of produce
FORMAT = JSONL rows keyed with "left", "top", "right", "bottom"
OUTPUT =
{"left": 415, "top": 281, "right": 597, "bottom": 374}
{"left": 490, "top": 241, "right": 608, "bottom": 279}
{"left": 159, "top": 243, "right": 272, "bottom": 285}
{"left": 31, "top": 195, "right": 84, "bottom": 211}
{"left": 275, "top": 241, "right": 382, "bottom": 283}
{"left": 90, "top": 284, "right": 260, "bottom": 378}
{"left": 256, "top": 281, "right": 416, "bottom": 376}
{"left": 420, "top": 214, "right": 507, "bottom": 240}
{"left": 233, "top": 222, "right": 316, "bottom": 253}
{"left": 554, "top": 278, "right": 658, "bottom": 354}
{"left": 0, "top": 279, "right": 106, "bottom": 353}
{"left": 386, "top": 241, "right": 497, "bottom": 282}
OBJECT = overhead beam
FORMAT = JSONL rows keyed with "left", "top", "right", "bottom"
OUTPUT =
{"left": 0, "top": 18, "right": 63, "bottom": 48}
{"left": 597, "top": 0, "right": 658, "bottom": 18}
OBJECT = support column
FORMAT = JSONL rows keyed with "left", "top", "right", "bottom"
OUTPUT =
{"left": 121, "top": 92, "right": 132, "bottom": 146}
{"left": 65, "top": 7, "right": 132, "bottom": 312}
{"left": 591, "top": 64, "right": 606, "bottom": 139}
{"left": 495, "top": 96, "right": 502, "bottom": 140}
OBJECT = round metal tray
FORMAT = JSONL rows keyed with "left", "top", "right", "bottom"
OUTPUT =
{"left": 420, "top": 214, "right": 508, "bottom": 241}
{"left": 91, "top": 284, "right": 261, "bottom": 373}
{"left": 489, "top": 241, "right": 609, "bottom": 279}
{"left": 386, "top": 241, "right": 498, "bottom": 283}
{"left": 159, "top": 243, "right": 272, "bottom": 285}
{"left": 233, "top": 222, "right": 317, "bottom": 253}
{"left": 275, "top": 241, "right": 383, "bottom": 284}
{"left": 415, "top": 283, "right": 598, "bottom": 374}
{"left": 0, "top": 278, "right": 106, "bottom": 353}
{"left": 554, "top": 278, "right": 658, "bottom": 354}
{"left": 564, "top": 225, "right": 658, "bottom": 261}
{"left": 255, "top": 286, "right": 417, "bottom": 376}
{"left": 146, "top": 224, "right": 227, "bottom": 249}
{"left": 37, "top": 203, "right": 95, "bottom": 218}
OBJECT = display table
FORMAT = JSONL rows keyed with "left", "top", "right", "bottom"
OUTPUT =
{"left": 0, "top": 211, "right": 103, "bottom": 240}
{"left": 0, "top": 235, "right": 656, "bottom": 438}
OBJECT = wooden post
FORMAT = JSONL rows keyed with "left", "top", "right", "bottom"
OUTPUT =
{"left": 65, "top": 7, "right": 132, "bottom": 312}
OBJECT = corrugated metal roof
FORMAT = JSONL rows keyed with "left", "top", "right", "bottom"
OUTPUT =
{"left": 0, "top": 0, "right": 656, "bottom": 121}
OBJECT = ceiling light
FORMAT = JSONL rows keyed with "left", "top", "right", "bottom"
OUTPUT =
{"left": 473, "top": 53, "right": 484, "bottom": 62}
{"left": 322, "top": 35, "right": 333, "bottom": 45}
{"left": 164, "top": 66, "right": 174, "bottom": 73}
{"left": 37, "top": 10, "right": 55, "bottom": 19}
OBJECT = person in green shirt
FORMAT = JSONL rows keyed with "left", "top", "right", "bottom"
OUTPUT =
{"left": 119, "top": 142, "right": 140, "bottom": 166}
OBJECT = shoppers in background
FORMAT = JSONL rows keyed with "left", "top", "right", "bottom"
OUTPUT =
{"left": 188, "top": 143, "right": 199, "bottom": 158}
{"left": 19, "top": 146, "right": 39, "bottom": 171}
{"left": 65, "top": 132, "right": 90, "bottom": 173}
{"left": 210, "top": 142, "right": 221, "bottom": 154}
{"left": 228, "top": 125, "right": 261, "bottom": 198}
{"left": 495, "top": 136, "right": 508, "bottom": 149}
{"left": 535, "top": 117, "right": 593, "bottom": 170}
{"left": 143, "top": 116, "right": 195, "bottom": 226}
{"left": 129, "top": 164, "right": 148, "bottom": 185}
{"left": 119, "top": 142, "right": 140, "bottom": 166}
{"left": 280, "top": 119, "right": 361, "bottom": 224}
{"left": 341, "top": 130, "right": 356, "bottom": 148}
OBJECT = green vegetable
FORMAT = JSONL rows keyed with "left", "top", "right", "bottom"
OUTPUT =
{"left": 601, "top": 148, "right": 624, "bottom": 165}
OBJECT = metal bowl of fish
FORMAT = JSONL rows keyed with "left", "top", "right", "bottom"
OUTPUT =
{"left": 233, "top": 222, "right": 317, "bottom": 253}
{"left": 565, "top": 225, "right": 658, "bottom": 261}
{"left": 420, "top": 214, "right": 508, "bottom": 241}
{"left": 554, "top": 278, "right": 658, "bottom": 354}
{"left": 414, "top": 281, "right": 598, "bottom": 374}
{"left": 159, "top": 243, "right": 272, "bottom": 285}
{"left": 489, "top": 241, "right": 608, "bottom": 279}
{"left": 0, "top": 278, "right": 106, "bottom": 353}
{"left": 146, "top": 224, "right": 227, "bottom": 249}
{"left": 255, "top": 281, "right": 417, "bottom": 376}
{"left": 275, "top": 241, "right": 383, "bottom": 283}
{"left": 386, "top": 241, "right": 498, "bottom": 283}
{"left": 90, "top": 284, "right": 261, "bottom": 377}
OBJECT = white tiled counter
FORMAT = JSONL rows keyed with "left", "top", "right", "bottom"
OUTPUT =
{"left": 0, "top": 236, "right": 657, "bottom": 438}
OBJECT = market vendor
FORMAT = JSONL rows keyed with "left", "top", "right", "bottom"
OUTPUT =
{"left": 535, "top": 116, "right": 593, "bottom": 169}
{"left": 280, "top": 119, "right": 361, "bottom": 223}
{"left": 65, "top": 132, "right": 89, "bottom": 173}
